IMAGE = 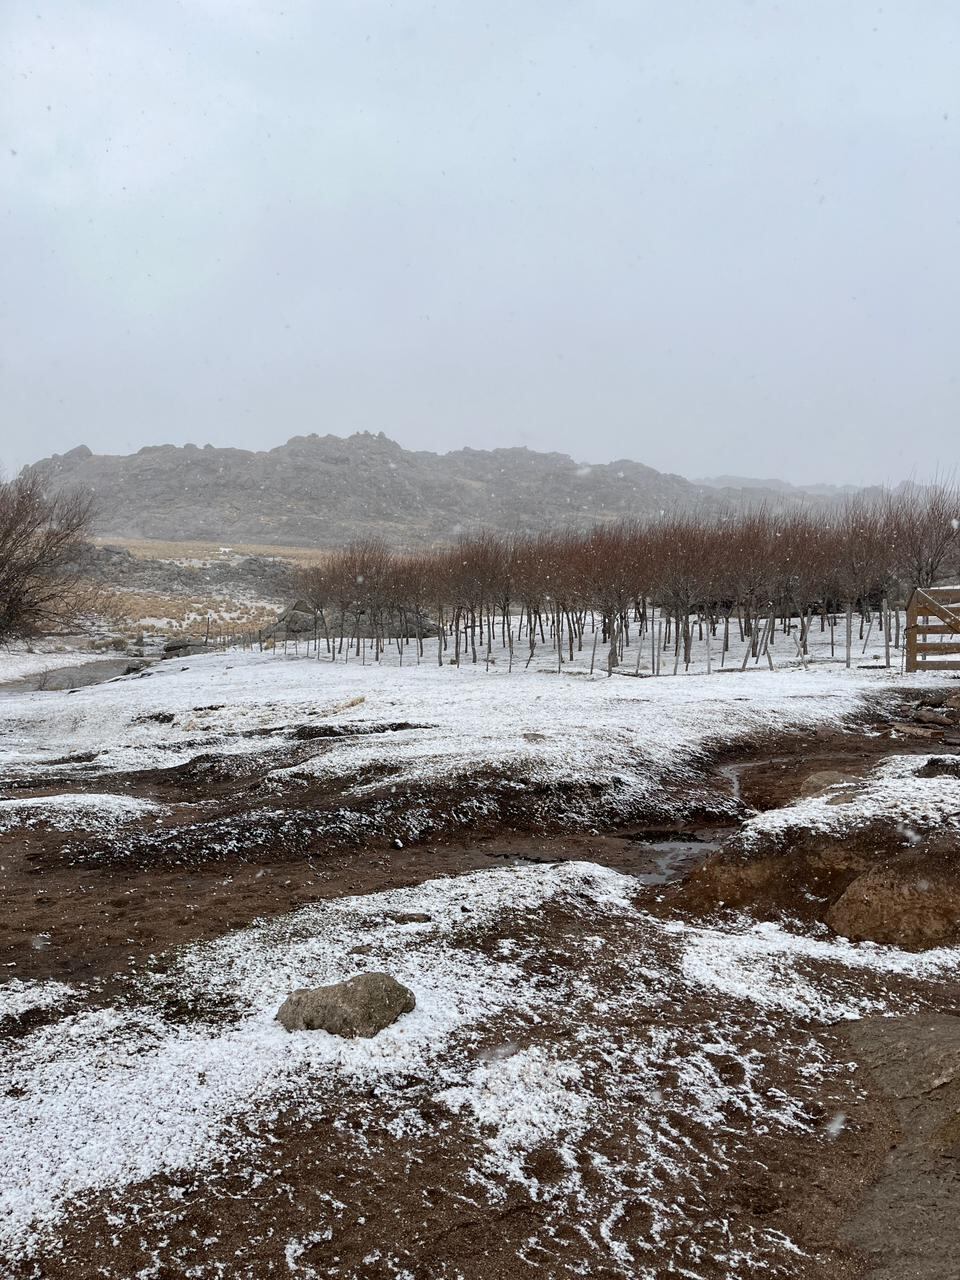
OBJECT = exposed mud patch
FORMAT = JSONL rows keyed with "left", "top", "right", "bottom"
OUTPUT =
{"left": 676, "top": 746, "right": 960, "bottom": 951}
{"left": 837, "top": 1015, "right": 960, "bottom": 1280}
{"left": 293, "top": 720, "right": 436, "bottom": 739}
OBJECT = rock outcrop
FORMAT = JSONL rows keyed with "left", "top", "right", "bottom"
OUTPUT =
{"left": 21, "top": 432, "right": 816, "bottom": 548}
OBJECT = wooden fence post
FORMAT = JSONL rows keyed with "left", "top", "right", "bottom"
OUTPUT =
{"left": 883, "top": 599, "right": 891, "bottom": 668}
{"left": 845, "top": 604, "right": 853, "bottom": 670}
{"left": 905, "top": 591, "right": 918, "bottom": 673}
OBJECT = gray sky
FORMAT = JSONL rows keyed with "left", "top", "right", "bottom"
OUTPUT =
{"left": 2, "top": 2, "right": 959, "bottom": 485}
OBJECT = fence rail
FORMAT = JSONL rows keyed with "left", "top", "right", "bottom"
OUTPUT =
{"left": 905, "top": 587, "right": 960, "bottom": 672}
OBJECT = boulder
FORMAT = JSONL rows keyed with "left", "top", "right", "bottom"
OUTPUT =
{"left": 275, "top": 971, "right": 415, "bottom": 1037}
{"left": 274, "top": 600, "right": 317, "bottom": 636}
{"left": 162, "top": 636, "right": 208, "bottom": 658}
{"left": 915, "top": 708, "right": 956, "bottom": 727}
{"left": 826, "top": 867, "right": 960, "bottom": 949}
{"left": 916, "top": 756, "right": 960, "bottom": 780}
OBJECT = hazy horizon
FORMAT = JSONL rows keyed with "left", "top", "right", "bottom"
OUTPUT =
{"left": 3, "top": 2, "right": 959, "bottom": 487}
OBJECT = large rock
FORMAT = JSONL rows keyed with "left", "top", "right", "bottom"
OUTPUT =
{"left": 916, "top": 756, "right": 960, "bottom": 780}
{"left": 275, "top": 972, "right": 415, "bottom": 1037}
{"left": 826, "top": 867, "right": 960, "bottom": 949}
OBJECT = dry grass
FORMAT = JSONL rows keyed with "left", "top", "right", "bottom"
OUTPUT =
{"left": 92, "top": 537, "right": 330, "bottom": 565}
{"left": 96, "top": 587, "right": 278, "bottom": 637}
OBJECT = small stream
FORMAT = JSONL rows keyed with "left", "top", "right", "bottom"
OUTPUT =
{"left": 629, "top": 840, "right": 718, "bottom": 884}
{"left": 716, "top": 754, "right": 799, "bottom": 805}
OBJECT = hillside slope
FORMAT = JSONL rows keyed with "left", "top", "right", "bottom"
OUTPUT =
{"left": 24, "top": 432, "right": 804, "bottom": 547}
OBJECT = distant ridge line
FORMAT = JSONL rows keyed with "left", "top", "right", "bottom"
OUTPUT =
{"left": 22, "top": 432, "right": 877, "bottom": 548}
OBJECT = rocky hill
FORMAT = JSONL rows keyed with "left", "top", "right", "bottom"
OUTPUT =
{"left": 24, "top": 432, "right": 816, "bottom": 548}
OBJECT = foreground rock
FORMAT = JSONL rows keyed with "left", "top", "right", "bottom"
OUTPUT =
{"left": 275, "top": 972, "right": 415, "bottom": 1036}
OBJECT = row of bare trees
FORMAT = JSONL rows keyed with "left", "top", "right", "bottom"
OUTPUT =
{"left": 297, "top": 488, "right": 960, "bottom": 671}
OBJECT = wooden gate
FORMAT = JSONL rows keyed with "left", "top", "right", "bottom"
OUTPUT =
{"left": 905, "top": 586, "right": 960, "bottom": 672}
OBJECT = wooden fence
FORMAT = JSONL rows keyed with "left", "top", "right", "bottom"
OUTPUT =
{"left": 905, "top": 586, "right": 960, "bottom": 673}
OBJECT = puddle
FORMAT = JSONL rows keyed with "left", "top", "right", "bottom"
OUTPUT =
{"left": 0, "top": 659, "right": 151, "bottom": 695}
{"left": 628, "top": 838, "right": 720, "bottom": 885}
{"left": 481, "top": 832, "right": 723, "bottom": 885}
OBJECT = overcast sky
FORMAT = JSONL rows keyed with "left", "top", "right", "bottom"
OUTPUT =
{"left": 2, "top": 2, "right": 958, "bottom": 485}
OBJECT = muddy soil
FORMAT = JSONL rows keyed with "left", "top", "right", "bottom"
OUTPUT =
{"left": 5, "top": 893, "right": 911, "bottom": 1280}
{"left": 837, "top": 1015, "right": 960, "bottom": 1280}
{"left": 2, "top": 690, "right": 955, "bottom": 986}
{"left": 3, "top": 688, "right": 960, "bottom": 1278}
{"left": 0, "top": 828, "right": 718, "bottom": 985}
{"left": 677, "top": 776, "right": 960, "bottom": 951}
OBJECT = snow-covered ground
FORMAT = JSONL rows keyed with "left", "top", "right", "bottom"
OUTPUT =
{"left": 0, "top": 793, "right": 167, "bottom": 835}
{"left": 1, "top": 626, "right": 958, "bottom": 1274}
{"left": 0, "top": 645, "right": 947, "bottom": 814}
{"left": 740, "top": 753, "right": 960, "bottom": 848}
{"left": 2, "top": 862, "right": 958, "bottom": 1272}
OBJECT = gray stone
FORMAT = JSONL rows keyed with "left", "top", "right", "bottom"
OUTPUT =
{"left": 275, "top": 971, "right": 415, "bottom": 1037}
{"left": 915, "top": 708, "right": 955, "bottom": 727}
{"left": 916, "top": 756, "right": 960, "bottom": 780}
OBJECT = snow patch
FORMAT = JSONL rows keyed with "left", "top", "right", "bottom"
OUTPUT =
{"left": 0, "top": 793, "right": 167, "bottom": 833}
{"left": 438, "top": 1047, "right": 590, "bottom": 1186}
{"left": 739, "top": 754, "right": 960, "bottom": 846}
{"left": 671, "top": 915, "right": 960, "bottom": 1019}
{"left": 0, "top": 978, "right": 74, "bottom": 1021}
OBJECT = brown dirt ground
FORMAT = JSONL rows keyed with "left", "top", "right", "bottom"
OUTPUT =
{"left": 836, "top": 1015, "right": 960, "bottom": 1280}
{"left": 1, "top": 701, "right": 939, "bottom": 988}
{"left": 5, "top": 894, "right": 913, "bottom": 1280}
{"left": 3, "top": 694, "right": 960, "bottom": 1277}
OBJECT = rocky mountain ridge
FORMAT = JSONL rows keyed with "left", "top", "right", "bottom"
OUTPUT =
{"left": 25, "top": 432, "right": 846, "bottom": 548}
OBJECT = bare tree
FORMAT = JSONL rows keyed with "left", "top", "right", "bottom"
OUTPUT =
{"left": 0, "top": 476, "right": 96, "bottom": 643}
{"left": 890, "top": 483, "right": 960, "bottom": 590}
{"left": 285, "top": 490, "right": 960, "bottom": 677}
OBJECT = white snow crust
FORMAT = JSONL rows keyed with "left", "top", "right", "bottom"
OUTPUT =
{"left": 0, "top": 793, "right": 166, "bottom": 833}
{"left": 0, "top": 649, "right": 944, "bottom": 817}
